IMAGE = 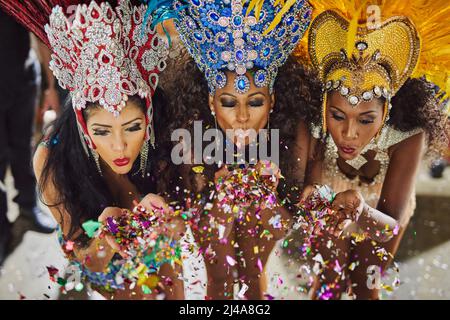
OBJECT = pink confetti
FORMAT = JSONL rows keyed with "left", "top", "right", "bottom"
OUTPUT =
{"left": 226, "top": 255, "right": 237, "bottom": 266}
{"left": 257, "top": 258, "right": 263, "bottom": 273}
{"left": 65, "top": 241, "right": 74, "bottom": 252}
{"left": 393, "top": 224, "right": 400, "bottom": 235}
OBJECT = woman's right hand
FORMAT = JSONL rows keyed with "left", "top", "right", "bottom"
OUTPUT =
{"left": 98, "top": 206, "right": 129, "bottom": 258}
{"left": 212, "top": 165, "right": 235, "bottom": 240}
{"left": 298, "top": 184, "right": 317, "bottom": 205}
{"left": 214, "top": 164, "right": 229, "bottom": 184}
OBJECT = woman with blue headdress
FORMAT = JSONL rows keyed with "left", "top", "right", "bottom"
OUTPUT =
{"left": 146, "top": 0, "right": 318, "bottom": 299}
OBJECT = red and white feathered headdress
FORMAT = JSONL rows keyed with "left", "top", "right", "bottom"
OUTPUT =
{"left": 0, "top": 0, "right": 168, "bottom": 151}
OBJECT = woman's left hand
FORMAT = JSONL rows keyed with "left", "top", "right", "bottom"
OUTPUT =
{"left": 328, "top": 189, "right": 365, "bottom": 237}
{"left": 257, "top": 160, "right": 281, "bottom": 191}
{"left": 138, "top": 193, "right": 186, "bottom": 240}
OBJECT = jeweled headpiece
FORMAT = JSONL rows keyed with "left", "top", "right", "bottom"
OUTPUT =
{"left": 171, "top": 0, "right": 312, "bottom": 94}
{"left": 295, "top": 0, "right": 450, "bottom": 134}
{"left": 0, "top": 0, "right": 168, "bottom": 151}
{"left": 47, "top": 1, "right": 168, "bottom": 150}
{"left": 309, "top": 10, "right": 420, "bottom": 109}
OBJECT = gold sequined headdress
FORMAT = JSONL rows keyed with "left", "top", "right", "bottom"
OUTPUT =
{"left": 295, "top": 0, "right": 450, "bottom": 133}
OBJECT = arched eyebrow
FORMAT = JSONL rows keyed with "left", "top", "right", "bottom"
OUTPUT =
{"left": 329, "top": 105, "right": 345, "bottom": 113}
{"left": 91, "top": 123, "right": 112, "bottom": 128}
{"left": 121, "top": 117, "right": 143, "bottom": 126}
{"left": 91, "top": 117, "right": 142, "bottom": 128}
{"left": 359, "top": 110, "right": 378, "bottom": 115}
{"left": 330, "top": 105, "right": 378, "bottom": 116}
{"left": 248, "top": 92, "right": 266, "bottom": 98}
{"left": 220, "top": 93, "right": 236, "bottom": 98}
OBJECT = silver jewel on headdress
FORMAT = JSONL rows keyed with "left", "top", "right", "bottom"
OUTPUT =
{"left": 324, "top": 79, "right": 391, "bottom": 107}
{"left": 45, "top": 0, "right": 168, "bottom": 150}
{"left": 173, "top": 0, "right": 312, "bottom": 94}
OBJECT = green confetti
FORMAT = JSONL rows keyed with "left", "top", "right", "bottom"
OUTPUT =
{"left": 82, "top": 220, "right": 101, "bottom": 238}
{"left": 57, "top": 277, "right": 66, "bottom": 286}
{"left": 141, "top": 285, "right": 152, "bottom": 295}
{"left": 75, "top": 283, "right": 84, "bottom": 292}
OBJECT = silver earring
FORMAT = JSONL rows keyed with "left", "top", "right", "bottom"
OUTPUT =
{"left": 140, "top": 140, "right": 149, "bottom": 178}
{"left": 267, "top": 110, "right": 272, "bottom": 141}
{"left": 91, "top": 149, "right": 102, "bottom": 176}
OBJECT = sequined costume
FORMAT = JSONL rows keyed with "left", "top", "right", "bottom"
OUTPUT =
{"left": 312, "top": 124, "right": 423, "bottom": 228}
{"left": 298, "top": 0, "right": 450, "bottom": 231}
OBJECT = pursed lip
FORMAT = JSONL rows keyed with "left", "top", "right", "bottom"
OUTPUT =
{"left": 113, "top": 157, "right": 130, "bottom": 167}
{"left": 339, "top": 145, "right": 358, "bottom": 155}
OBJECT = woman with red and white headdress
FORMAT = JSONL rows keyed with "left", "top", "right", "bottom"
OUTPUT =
{"left": 0, "top": 0, "right": 185, "bottom": 299}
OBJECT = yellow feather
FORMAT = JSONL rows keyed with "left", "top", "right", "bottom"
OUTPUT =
{"left": 346, "top": 1, "right": 367, "bottom": 56}
{"left": 263, "top": 0, "right": 297, "bottom": 35}
{"left": 255, "top": 0, "right": 264, "bottom": 22}
{"left": 245, "top": 0, "right": 262, "bottom": 17}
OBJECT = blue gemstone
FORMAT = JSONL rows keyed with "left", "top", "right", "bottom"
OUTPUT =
{"left": 292, "top": 23, "right": 299, "bottom": 33}
{"left": 223, "top": 8, "right": 232, "bottom": 17}
{"left": 216, "top": 74, "right": 223, "bottom": 82}
{"left": 257, "top": 73, "right": 265, "bottom": 82}
{"left": 250, "top": 35, "right": 258, "bottom": 43}
{"left": 286, "top": 16, "right": 294, "bottom": 26}
{"left": 304, "top": 10, "right": 311, "bottom": 19}
{"left": 238, "top": 79, "right": 246, "bottom": 90}
{"left": 233, "top": 16, "right": 242, "bottom": 26}
{"left": 186, "top": 20, "right": 194, "bottom": 28}
{"left": 278, "top": 28, "right": 286, "bottom": 38}
{"left": 205, "top": 30, "right": 212, "bottom": 40}
{"left": 209, "top": 51, "right": 217, "bottom": 60}
{"left": 194, "top": 32, "right": 203, "bottom": 41}
{"left": 236, "top": 50, "right": 244, "bottom": 61}
{"left": 292, "top": 35, "right": 300, "bottom": 43}
{"left": 263, "top": 47, "right": 271, "bottom": 57}
{"left": 191, "top": 0, "right": 200, "bottom": 6}
{"left": 218, "top": 35, "right": 226, "bottom": 43}
{"left": 210, "top": 12, "right": 219, "bottom": 21}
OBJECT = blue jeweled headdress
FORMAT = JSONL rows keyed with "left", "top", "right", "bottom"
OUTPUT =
{"left": 171, "top": 0, "right": 312, "bottom": 94}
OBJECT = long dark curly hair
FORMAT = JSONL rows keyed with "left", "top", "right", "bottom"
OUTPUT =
{"left": 37, "top": 89, "right": 170, "bottom": 246}
{"left": 388, "top": 78, "right": 449, "bottom": 156}
{"left": 157, "top": 46, "right": 323, "bottom": 209}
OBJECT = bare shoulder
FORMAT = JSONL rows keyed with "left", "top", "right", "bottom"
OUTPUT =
{"left": 389, "top": 131, "right": 425, "bottom": 155}
{"left": 33, "top": 144, "right": 50, "bottom": 180}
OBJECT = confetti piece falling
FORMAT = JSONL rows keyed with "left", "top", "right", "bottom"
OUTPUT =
{"left": 81, "top": 220, "right": 101, "bottom": 238}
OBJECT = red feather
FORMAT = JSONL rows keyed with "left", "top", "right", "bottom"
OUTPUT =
{"left": 0, "top": 1, "right": 128, "bottom": 47}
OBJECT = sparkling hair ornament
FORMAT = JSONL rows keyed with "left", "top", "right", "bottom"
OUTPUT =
{"left": 293, "top": 0, "right": 450, "bottom": 135}
{"left": 144, "top": 0, "right": 312, "bottom": 94}
{"left": 0, "top": 0, "right": 169, "bottom": 151}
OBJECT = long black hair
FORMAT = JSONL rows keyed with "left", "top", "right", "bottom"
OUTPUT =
{"left": 37, "top": 88, "right": 169, "bottom": 246}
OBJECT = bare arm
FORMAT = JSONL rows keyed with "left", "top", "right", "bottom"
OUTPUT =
{"left": 374, "top": 132, "right": 425, "bottom": 225}
{"left": 333, "top": 132, "right": 425, "bottom": 242}
{"left": 33, "top": 145, "right": 117, "bottom": 272}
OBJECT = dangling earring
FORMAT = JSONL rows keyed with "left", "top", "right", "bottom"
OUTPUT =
{"left": 140, "top": 140, "right": 149, "bottom": 178}
{"left": 211, "top": 110, "right": 217, "bottom": 130}
{"left": 211, "top": 109, "right": 221, "bottom": 155}
{"left": 91, "top": 149, "right": 102, "bottom": 176}
{"left": 375, "top": 100, "right": 392, "bottom": 144}
{"left": 321, "top": 92, "right": 328, "bottom": 135}
{"left": 267, "top": 109, "right": 273, "bottom": 141}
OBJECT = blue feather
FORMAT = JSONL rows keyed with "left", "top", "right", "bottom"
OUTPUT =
{"left": 140, "top": 0, "right": 187, "bottom": 46}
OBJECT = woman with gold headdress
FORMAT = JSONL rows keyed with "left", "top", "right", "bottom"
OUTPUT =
{"left": 297, "top": 0, "right": 450, "bottom": 299}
